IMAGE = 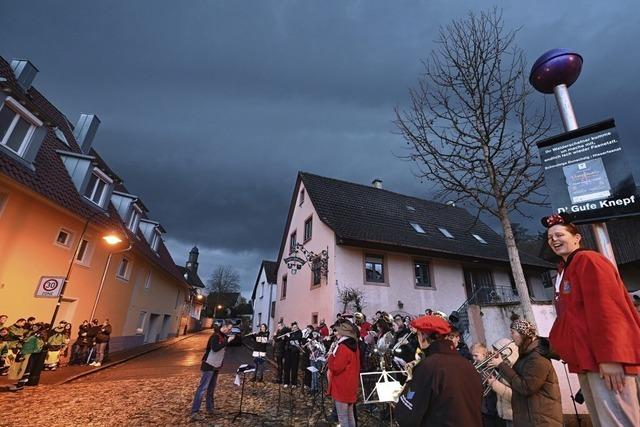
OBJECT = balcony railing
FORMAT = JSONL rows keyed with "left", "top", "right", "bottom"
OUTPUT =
{"left": 472, "top": 285, "right": 520, "bottom": 305}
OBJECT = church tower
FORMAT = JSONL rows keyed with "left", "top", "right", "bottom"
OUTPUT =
{"left": 186, "top": 246, "right": 199, "bottom": 273}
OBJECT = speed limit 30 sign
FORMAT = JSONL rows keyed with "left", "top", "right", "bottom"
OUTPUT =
{"left": 34, "top": 276, "right": 65, "bottom": 298}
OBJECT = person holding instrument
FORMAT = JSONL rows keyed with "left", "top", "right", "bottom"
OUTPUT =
{"left": 252, "top": 323, "right": 269, "bottom": 382}
{"left": 543, "top": 213, "right": 640, "bottom": 427}
{"left": 395, "top": 315, "right": 482, "bottom": 427}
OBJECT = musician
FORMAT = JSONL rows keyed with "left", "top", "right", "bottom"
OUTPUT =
{"left": 543, "top": 213, "right": 640, "bottom": 426}
{"left": 446, "top": 327, "right": 472, "bottom": 361}
{"left": 395, "top": 315, "right": 482, "bottom": 427}
{"left": 393, "top": 314, "right": 408, "bottom": 338}
{"left": 273, "top": 321, "right": 289, "bottom": 384}
{"left": 318, "top": 319, "right": 329, "bottom": 338}
{"left": 486, "top": 338, "right": 518, "bottom": 427}
{"left": 487, "top": 319, "right": 562, "bottom": 427}
{"left": 301, "top": 325, "right": 315, "bottom": 390}
{"left": 354, "top": 312, "right": 371, "bottom": 339}
{"left": 252, "top": 323, "right": 269, "bottom": 382}
{"left": 327, "top": 320, "right": 360, "bottom": 427}
{"left": 470, "top": 343, "right": 502, "bottom": 427}
{"left": 283, "top": 322, "right": 302, "bottom": 388}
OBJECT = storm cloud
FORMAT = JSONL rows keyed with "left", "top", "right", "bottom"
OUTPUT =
{"left": 2, "top": 1, "right": 639, "bottom": 294}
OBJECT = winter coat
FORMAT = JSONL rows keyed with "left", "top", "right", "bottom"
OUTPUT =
{"left": 358, "top": 321, "right": 372, "bottom": 338}
{"left": 47, "top": 332, "right": 66, "bottom": 350}
{"left": 252, "top": 331, "right": 269, "bottom": 357}
{"left": 491, "top": 378, "right": 513, "bottom": 421}
{"left": 395, "top": 339, "right": 482, "bottom": 427}
{"left": 6, "top": 324, "right": 26, "bottom": 349}
{"left": 497, "top": 339, "right": 562, "bottom": 427}
{"left": 327, "top": 336, "right": 360, "bottom": 403}
{"left": 273, "top": 327, "right": 290, "bottom": 357}
{"left": 201, "top": 331, "right": 227, "bottom": 371}
{"left": 20, "top": 335, "right": 45, "bottom": 355}
{"left": 550, "top": 249, "right": 640, "bottom": 374}
{"left": 96, "top": 325, "right": 112, "bottom": 343}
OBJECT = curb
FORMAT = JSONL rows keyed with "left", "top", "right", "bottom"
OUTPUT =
{"left": 56, "top": 330, "right": 209, "bottom": 386}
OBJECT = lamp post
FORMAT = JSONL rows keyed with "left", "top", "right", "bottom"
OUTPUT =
{"left": 89, "top": 233, "right": 132, "bottom": 320}
{"left": 529, "top": 49, "right": 617, "bottom": 266}
{"left": 213, "top": 304, "right": 223, "bottom": 320}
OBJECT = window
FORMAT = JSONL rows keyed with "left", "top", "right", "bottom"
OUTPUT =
{"left": 311, "top": 259, "right": 322, "bottom": 287}
{"left": 75, "top": 239, "right": 91, "bottom": 265}
{"left": 410, "top": 223, "right": 425, "bottom": 234}
{"left": 0, "top": 98, "right": 41, "bottom": 157}
{"left": 271, "top": 301, "right": 276, "bottom": 317}
{"left": 299, "top": 189, "right": 305, "bottom": 206}
{"left": 150, "top": 229, "right": 161, "bottom": 252}
{"left": 311, "top": 313, "right": 318, "bottom": 325}
{"left": 406, "top": 205, "right": 416, "bottom": 211}
{"left": 258, "top": 313, "right": 262, "bottom": 325}
{"left": 415, "top": 260, "right": 433, "bottom": 288}
{"left": 83, "top": 168, "right": 112, "bottom": 207}
{"left": 365, "top": 254, "right": 385, "bottom": 283}
{"left": 260, "top": 282, "right": 265, "bottom": 298}
{"left": 289, "top": 231, "right": 297, "bottom": 254}
{"left": 281, "top": 275, "right": 287, "bottom": 299}
{"left": 175, "top": 290, "right": 181, "bottom": 309}
{"left": 127, "top": 205, "right": 142, "bottom": 232}
{"left": 472, "top": 234, "right": 488, "bottom": 244}
{"left": 137, "top": 311, "right": 147, "bottom": 332}
{"left": 438, "top": 227, "right": 454, "bottom": 238}
{"left": 144, "top": 270, "right": 152, "bottom": 289}
{"left": 117, "top": 257, "right": 130, "bottom": 280}
{"left": 304, "top": 217, "right": 313, "bottom": 242}
{"left": 55, "top": 229, "right": 73, "bottom": 247}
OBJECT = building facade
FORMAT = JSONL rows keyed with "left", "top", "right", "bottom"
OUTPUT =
{"left": 250, "top": 260, "right": 277, "bottom": 335}
{"left": 0, "top": 57, "right": 190, "bottom": 352}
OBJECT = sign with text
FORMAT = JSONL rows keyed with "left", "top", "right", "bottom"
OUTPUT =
{"left": 34, "top": 276, "right": 65, "bottom": 298}
{"left": 537, "top": 119, "right": 639, "bottom": 223}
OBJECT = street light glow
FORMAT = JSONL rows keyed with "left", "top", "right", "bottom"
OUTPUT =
{"left": 217, "top": 305, "right": 223, "bottom": 309}
{"left": 103, "top": 234, "right": 123, "bottom": 245}
{"left": 196, "top": 294, "right": 203, "bottom": 300}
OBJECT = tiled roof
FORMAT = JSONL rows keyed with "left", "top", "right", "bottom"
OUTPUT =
{"left": 0, "top": 56, "right": 187, "bottom": 287}
{"left": 277, "top": 172, "right": 551, "bottom": 269}
{"left": 251, "top": 260, "right": 277, "bottom": 300}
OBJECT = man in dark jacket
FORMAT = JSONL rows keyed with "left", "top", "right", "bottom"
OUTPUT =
{"left": 395, "top": 315, "right": 482, "bottom": 427}
{"left": 273, "top": 321, "right": 289, "bottom": 384}
{"left": 190, "top": 323, "right": 235, "bottom": 420}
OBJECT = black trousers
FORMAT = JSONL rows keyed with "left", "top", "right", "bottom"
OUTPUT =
{"left": 275, "top": 352, "right": 284, "bottom": 382}
{"left": 283, "top": 349, "right": 300, "bottom": 385}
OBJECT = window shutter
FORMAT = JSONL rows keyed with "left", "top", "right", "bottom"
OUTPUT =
{"left": 22, "top": 125, "right": 48, "bottom": 164}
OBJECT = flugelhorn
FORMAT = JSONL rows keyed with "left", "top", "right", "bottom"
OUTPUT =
{"left": 473, "top": 340, "right": 515, "bottom": 396}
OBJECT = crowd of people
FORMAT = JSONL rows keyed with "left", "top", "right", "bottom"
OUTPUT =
{"left": 0, "top": 315, "right": 112, "bottom": 391}
{"left": 190, "top": 212, "right": 640, "bottom": 426}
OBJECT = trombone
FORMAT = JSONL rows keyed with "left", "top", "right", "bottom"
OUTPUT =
{"left": 473, "top": 340, "right": 515, "bottom": 396}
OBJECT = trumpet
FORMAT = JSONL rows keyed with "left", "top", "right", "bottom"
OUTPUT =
{"left": 474, "top": 340, "right": 515, "bottom": 396}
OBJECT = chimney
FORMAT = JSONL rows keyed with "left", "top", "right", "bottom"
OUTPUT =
{"left": 73, "top": 114, "right": 101, "bottom": 154}
{"left": 372, "top": 179, "right": 383, "bottom": 189}
{"left": 10, "top": 59, "right": 38, "bottom": 91}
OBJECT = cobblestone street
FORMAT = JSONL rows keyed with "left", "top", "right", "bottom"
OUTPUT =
{"left": 0, "top": 332, "right": 383, "bottom": 427}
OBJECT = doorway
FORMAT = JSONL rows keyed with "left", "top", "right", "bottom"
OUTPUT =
{"left": 57, "top": 298, "right": 78, "bottom": 324}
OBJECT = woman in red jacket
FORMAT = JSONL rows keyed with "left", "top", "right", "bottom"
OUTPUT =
{"left": 327, "top": 320, "right": 360, "bottom": 427}
{"left": 544, "top": 213, "right": 640, "bottom": 427}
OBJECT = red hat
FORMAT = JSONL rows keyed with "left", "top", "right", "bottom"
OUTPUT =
{"left": 410, "top": 315, "right": 452, "bottom": 335}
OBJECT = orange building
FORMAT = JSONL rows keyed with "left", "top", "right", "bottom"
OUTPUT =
{"left": 0, "top": 57, "right": 194, "bottom": 351}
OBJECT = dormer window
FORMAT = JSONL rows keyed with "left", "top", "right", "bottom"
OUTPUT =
{"left": 472, "top": 234, "right": 488, "bottom": 244}
{"left": 150, "top": 229, "right": 161, "bottom": 252}
{"left": 438, "top": 227, "right": 454, "bottom": 239}
{"left": 127, "top": 205, "right": 142, "bottom": 232}
{"left": 0, "top": 97, "right": 43, "bottom": 158}
{"left": 410, "top": 223, "right": 425, "bottom": 234}
{"left": 83, "top": 168, "right": 112, "bottom": 208}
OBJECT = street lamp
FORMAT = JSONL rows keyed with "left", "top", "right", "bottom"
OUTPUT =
{"left": 89, "top": 231, "right": 132, "bottom": 320}
{"left": 213, "top": 304, "right": 223, "bottom": 319}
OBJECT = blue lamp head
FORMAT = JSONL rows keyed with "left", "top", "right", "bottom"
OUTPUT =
{"left": 529, "top": 48, "right": 583, "bottom": 94}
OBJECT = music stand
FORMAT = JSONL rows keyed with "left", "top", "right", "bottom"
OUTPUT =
{"left": 310, "top": 362, "right": 330, "bottom": 427}
{"left": 360, "top": 369, "right": 405, "bottom": 427}
{"left": 232, "top": 364, "right": 260, "bottom": 422}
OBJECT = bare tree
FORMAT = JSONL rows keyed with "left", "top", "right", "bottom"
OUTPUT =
{"left": 207, "top": 265, "right": 241, "bottom": 294}
{"left": 394, "top": 9, "right": 550, "bottom": 324}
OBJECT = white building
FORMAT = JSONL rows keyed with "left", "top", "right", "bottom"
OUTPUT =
{"left": 273, "top": 172, "right": 584, "bottom": 415}
{"left": 250, "top": 260, "right": 278, "bottom": 335}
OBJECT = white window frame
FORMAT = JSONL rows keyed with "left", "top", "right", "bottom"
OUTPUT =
{"left": 150, "top": 229, "right": 161, "bottom": 252}
{"left": 0, "top": 97, "right": 43, "bottom": 157}
{"left": 144, "top": 270, "right": 152, "bottom": 289}
{"left": 127, "top": 204, "right": 142, "bottom": 232}
{"left": 54, "top": 228, "right": 74, "bottom": 248}
{"left": 116, "top": 256, "right": 131, "bottom": 280}
{"left": 83, "top": 168, "right": 113, "bottom": 208}
{"left": 74, "top": 238, "right": 93, "bottom": 266}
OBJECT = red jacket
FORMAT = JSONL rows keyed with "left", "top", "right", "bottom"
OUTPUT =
{"left": 358, "top": 321, "right": 372, "bottom": 338}
{"left": 549, "top": 250, "right": 640, "bottom": 374}
{"left": 327, "top": 337, "right": 360, "bottom": 403}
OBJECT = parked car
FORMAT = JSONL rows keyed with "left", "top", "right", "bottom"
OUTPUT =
{"left": 228, "top": 326, "right": 243, "bottom": 346}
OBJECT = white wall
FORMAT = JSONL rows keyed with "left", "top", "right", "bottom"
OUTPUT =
{"left": 252, "top": 267, "right": 277, "bottom": 336}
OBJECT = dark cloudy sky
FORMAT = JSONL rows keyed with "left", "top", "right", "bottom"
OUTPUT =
{"left": 2, "top": 1, "right": 639, "bottom": 297}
